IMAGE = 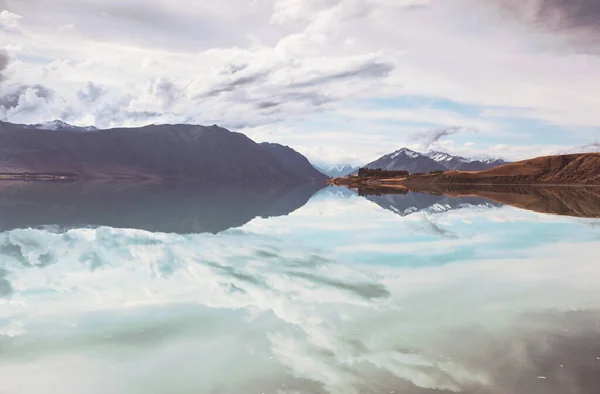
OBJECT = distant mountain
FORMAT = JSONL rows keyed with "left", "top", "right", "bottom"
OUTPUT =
{"left": 318, "top": 164, "right": 358, "bottom": 178}
{"left": 363, "top": 148, "right": 447, "bottom": 174}
{"left": 0, "top": 121, "right": 328, "bottom": 183}
{"left": 259, "top": 143, "right": 327, "bottom": 181}
{"left": 26, "top": 120, "right": 98, "bottom": 132}
{"left": 425, "top": 150, "right": 508, "bottom": 171}
{"left": 360, "top": 147, "right": 508, "bottom": 174}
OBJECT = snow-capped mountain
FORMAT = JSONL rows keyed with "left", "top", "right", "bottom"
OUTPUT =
{"left": 360, "top": 148, "right": 509, "bottom": 174}
{"left": 425, "top": 150, "right": 508, "bottom": 171}
{"left": 363, "top": 148, "right": 447, "bottom": 174}
{"left": 28, "top": 120, "right": 98, "bottom": 132}
{"left": 317, "top": 164, "right": 358, "bottom": 178}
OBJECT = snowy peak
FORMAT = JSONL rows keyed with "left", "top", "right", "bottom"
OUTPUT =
{"left": 362, "top": 147, "right": 509, "bottom": 174}
{"left": 318, "top": 164, "right": 358, "bottom": 178}
{"left": 31, "top": 120, "right": 98, "bottom": 132}
{"left": 389, "top": 147, "right": 420, "bottom": 159}
{"left": 426, "top": 150, "right": 470, "bottom": 163}
{"left": 364, "top": 148, "right": 446, "bottom": 174}
{"left": 425, "top": 150, "right": 508, "bottom": 171}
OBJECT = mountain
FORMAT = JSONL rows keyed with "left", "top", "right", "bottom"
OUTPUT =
{"left": 259, "top": 142, "right": 327, "bottom": 181}
{"left": 27, "top": 120, "right": 98, "bottom": 132}
{"left": 318, "top": 165, "right": 358, "bottom": 178}
{"left": 403, "top": 153, "right": 600, "bottom": 186}
{"left": 425, "top": 150, "right": 508, "bottom": 171}
{"left": 363, "top": 148, "right": 447, "bottom": 173}
{"left": 0, "top": 121, "right": 328, "bottom": 183}
{"left": 359, "top": 148, "right": 508, "bottom": 175}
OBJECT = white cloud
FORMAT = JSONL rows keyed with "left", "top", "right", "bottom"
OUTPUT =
{"left": 0, "top": 10, "right": 22, "bottom": 31}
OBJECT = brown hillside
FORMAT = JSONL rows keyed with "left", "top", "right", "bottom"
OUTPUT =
{"left": 403, "top": 153, "right": 600, "bottom": 186}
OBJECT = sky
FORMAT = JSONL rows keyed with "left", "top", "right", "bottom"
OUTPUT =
{"left": 1, "top": 0, "right": 600, "bottom": 166}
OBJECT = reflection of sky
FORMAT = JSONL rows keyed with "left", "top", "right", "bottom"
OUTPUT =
{"left": 1, "top": 188, "right": 600, "bottom": 394}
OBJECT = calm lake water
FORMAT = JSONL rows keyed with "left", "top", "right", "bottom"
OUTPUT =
{"left": 1, "top": 182, "right": 600, "bottom": 394}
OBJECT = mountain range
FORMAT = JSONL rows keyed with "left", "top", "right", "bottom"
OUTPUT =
{"left": 317, "top": 165, "right": 359, "bottom": 178}
{"left": 0, "top": 121, "right": 328, "bottom": 183}
{"left": 361, "top": 147, "right": 508, "bottom": 174}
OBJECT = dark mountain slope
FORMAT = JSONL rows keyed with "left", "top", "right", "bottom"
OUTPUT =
{"left": 0, "top": 121, "right": 323, "bottom": 182}
{"left": 259, "top": 142, "right": 328, "bottom": 182}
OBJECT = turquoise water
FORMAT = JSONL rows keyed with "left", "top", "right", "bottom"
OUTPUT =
{"left": 1, "top": 185, "right": 600, "bottom": 394}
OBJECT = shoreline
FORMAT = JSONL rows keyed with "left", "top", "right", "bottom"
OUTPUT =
{"left": 328, "top": 177, "right": 600, "bottom": 188}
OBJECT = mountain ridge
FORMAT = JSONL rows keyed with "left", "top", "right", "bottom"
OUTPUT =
{"left": 0, "top": 121, "right": 328, "bottom": 183}
{"left": 360, "top": 147, "right": 508, "bottom": 174}
{"left": 363, "top": 148, "right": 447, "bottom": 173}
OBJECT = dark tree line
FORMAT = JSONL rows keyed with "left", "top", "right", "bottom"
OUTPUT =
{"left": 356, "top": 168, "right": 446, "bottom": 178}
{"left": 357, "top": 168, "right": 410, "bottom": 178}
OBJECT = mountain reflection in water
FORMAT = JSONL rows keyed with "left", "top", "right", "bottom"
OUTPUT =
{"left": 1, "top": 184, "right": 600, "bottom": 394}
{"left": 0, "top": 180, "right": 325, "bottom": 234}
{"left": 355, "top": 184, "right": 600, "bottom": 219}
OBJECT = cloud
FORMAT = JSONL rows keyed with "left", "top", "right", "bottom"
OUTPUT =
{"left": 0, "top": 48, "right": 8, "bottom": 83}
{"left": 202, "top": 71, "right": 270, "bottom": 97}
{"left": 76, "top": 82, "right": 106, "bottom": 103}
{"left": 148, "top": 77, "right": 180, "bottom": 109}
{"left": 0, "top": 10, "right": 22, "bottom": 31}
{"left": 411, "top": 126, "right": 475, "bottom": 149}
{"left": 481, "top": 0, "right": 600, "bottom": 52}
{"left": 256, "top": 101, "right": 280, "bottom": 110}
{"left": 0, "top": 84, "right": 55, "bottom": 116}
{"left": 289, "top": 60, "right": 394, "bottom": 88}
{"left": 566, "top": 140, "right": 600, "bottom": 153}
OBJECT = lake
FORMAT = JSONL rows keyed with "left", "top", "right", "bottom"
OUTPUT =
{"left": 1, "top": 182, "right": 600, "bottom": 394}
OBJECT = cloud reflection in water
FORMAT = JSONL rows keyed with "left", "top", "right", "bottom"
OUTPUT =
{"left": 1, "top": 189, "right": 600, "bottom": 394}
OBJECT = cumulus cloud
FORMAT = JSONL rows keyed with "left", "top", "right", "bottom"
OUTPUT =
{"left": 0, "top": 9, "right": 22, "bottom": 31}
{"left": 0, "top": 48, "right": 8, "bottom": 83}
{"left": 0, "top": 84, "right": 55, "bottom": 118}
{"left": 76, "top": 81, "right": 106, "bottom": 103}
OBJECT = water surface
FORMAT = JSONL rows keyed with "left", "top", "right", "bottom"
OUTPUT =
{"left": 1, "top": 183, "right": 600, "bottom": 394}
